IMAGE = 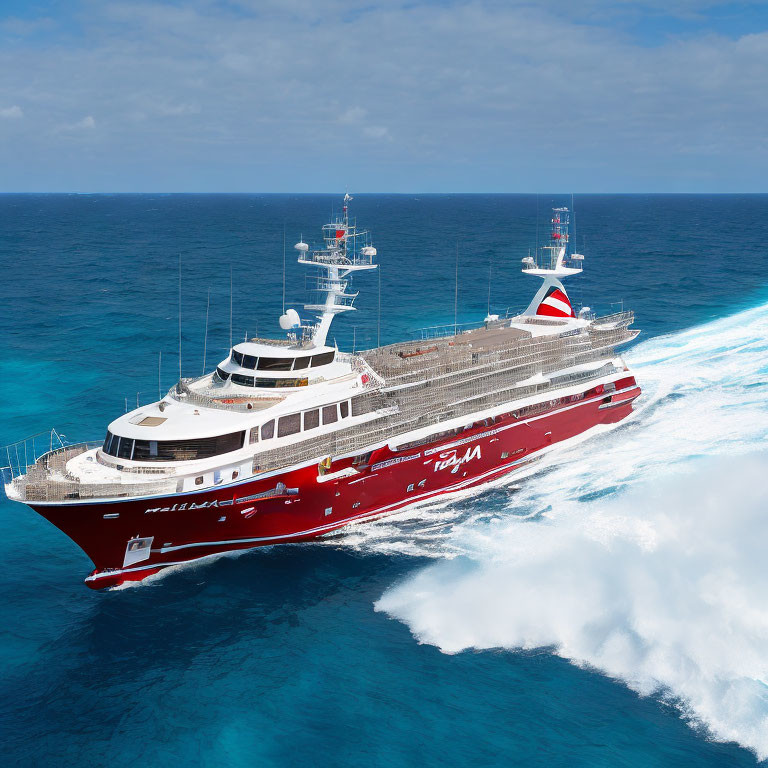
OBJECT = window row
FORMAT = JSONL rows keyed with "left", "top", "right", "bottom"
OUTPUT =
{"left": 215, "top": 367, "right": 308, "bottom": 388}
{"left": 102, "top": 430, "right": 246, "bottom": 462}
{"left": 230, "top": 349, "right": 335, "bottom": 371}
{"left": 251, "top": 400, "right": 352, "bottom": 442}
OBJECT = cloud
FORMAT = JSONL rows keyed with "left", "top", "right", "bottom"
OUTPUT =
{"left": 0, "top": 105, "right": 22, "bottom": 119}
{"left": 363, "top": 125, "right": 391, "bottom": 141}
{"left": 339, "top": 107, "right": 367, "bottom": 124}
{"left": 0, "top": 1, "right": 766, "bottom": 190}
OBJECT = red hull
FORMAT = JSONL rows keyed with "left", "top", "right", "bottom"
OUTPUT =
{"left": 31, "top": 380, "right": 640, "bottom": 589}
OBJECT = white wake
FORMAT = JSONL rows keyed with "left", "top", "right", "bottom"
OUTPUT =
{"left": 370, "top": 302, "right": 768, "bottom": 759}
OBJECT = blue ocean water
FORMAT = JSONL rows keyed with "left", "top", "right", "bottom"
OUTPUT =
{"left": 1, "top": 194, "right": 768, "bottom": 767}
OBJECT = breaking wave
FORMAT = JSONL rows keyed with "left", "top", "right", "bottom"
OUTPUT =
{"left": 370, "top": 302, "right": 768, "bottom": 759}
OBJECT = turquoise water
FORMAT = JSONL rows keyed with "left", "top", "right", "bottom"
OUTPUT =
{"left": 2, "top": 194, "right": 768, "bottom": 766}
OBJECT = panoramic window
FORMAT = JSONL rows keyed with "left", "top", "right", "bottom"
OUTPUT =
{"left": 215, "top": 367, "right": 230, "bottom": 382}
{"left": 277, "top": 413, "right": 301, "bottom": 437}
{"left": 292, "top": 356, "right": 311, "bottom": 370}
{"left": 231, "top": 373, "right": 255, "bottom": 387}
{"left": 340, "top": 400, "right": 349, "bottom": 418}
{"left": 261, "top": 420, "right": 275, "bottom": 440}
{"left": 303, "top": 409, "right": 319, "bottom": 430}
{"left": 125, "top": 431, "right": 245, "bottom": 462}
{"left": 258, "top": 357, "right": 293, "bottom": 371}
{"left": 322, "top": 404, "right": 338, "bottom": 425}
{"left": 117, "top": 437, "right": 133, "bottom": 460}
{"left": 311, "top": 351, "right": 335, "bottom": 367}
{"left": 231, "top": 350, "right": 244, "bottom": 366}
{"left": 276, "top": 377, "right": 308, "bottom": 388}
{"left": 242, "top": 354, "right": 258, "bottom": 370}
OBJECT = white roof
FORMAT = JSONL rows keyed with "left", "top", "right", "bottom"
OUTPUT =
{"left": 232, "top": 340, "right": 333, "bottom": 358}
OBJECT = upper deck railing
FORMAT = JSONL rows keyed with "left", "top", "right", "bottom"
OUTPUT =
{"left": 4, "top": 315, "right": 637, "bottom": 504}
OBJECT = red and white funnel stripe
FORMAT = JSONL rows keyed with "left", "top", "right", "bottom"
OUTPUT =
{"left": 537, "top": 286, "right": 575, "bottom": 318}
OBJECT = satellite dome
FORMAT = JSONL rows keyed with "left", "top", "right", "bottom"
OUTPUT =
{"left": 294, "top": 241, "right": 309, "bottom": 252}
{"left": 279, "top": 308, "right": 301, "bottom": 330}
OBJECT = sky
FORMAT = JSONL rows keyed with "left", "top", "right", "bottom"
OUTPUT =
{"left": 0, "top": 0, "right": 767, "bottom": 192}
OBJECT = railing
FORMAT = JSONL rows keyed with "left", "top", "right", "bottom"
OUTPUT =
{"left": 522, "top": 259, "right": 583, "bottom": 272}
{"left": 4, "top": 314, "right": 637, "bottom": 504}
{"left": 2, "top": 429, "right": 71, "bottom": 482}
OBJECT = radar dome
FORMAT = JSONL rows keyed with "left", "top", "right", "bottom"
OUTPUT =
{"left": 294, "top": 241, "right": 309, "bottom": 252}
{"left": 279, "top": 308, "right": 301, "bottom": 330}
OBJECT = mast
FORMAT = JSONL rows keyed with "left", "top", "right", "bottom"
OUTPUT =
{"left": 292, "top": 193, "right": 377, "bottom": 348}
{"left": 520, "top": 206, "right": 585, "bottom": 318}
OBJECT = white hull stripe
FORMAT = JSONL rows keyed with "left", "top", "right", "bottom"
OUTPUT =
{"left": 59, "top": 379, "right": 637, "bottom": 509}
{"left": 86, "top": 454, "right": 540, "bottom": 582}
{"left": 539, "top": 296, "right": 572, "bottom": 315}
{"left": 84, "top": 388, "right": 640, "bottom": 584}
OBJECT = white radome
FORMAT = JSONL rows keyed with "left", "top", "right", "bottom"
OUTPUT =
{"left": 279, "top": 308, "right": 301, "bottom": 329}
{"left": 294, "top": 241, "right": 309, "bottom": 252}
{"left": 360, "top": 246, "right": 377, "bottom": 257}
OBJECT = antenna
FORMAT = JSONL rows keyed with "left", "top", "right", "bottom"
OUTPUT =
{"left": 571, "top": 192, "right": 575, "bottom": 257}
{"left": 454, "top": 240, "right": 459, "bottom": 336}
{"left": 352, "top": 326, "right": 356, "bottom": 354}
{"left": 178, "top": 253, "right": 182, "bottom": 381}
{"left": 535, "top": 194, "right": 539, "bottom": 256}
{"left": 377, "top": 264, "right": 382, "bottom": 347}
{"left": 487, "top": 255, "right": 492, "bottom": 316}
{"left": 282, "top": 224, "right": 286, "bottom": 314}
{"left": 202, "top": 288, "right": 210, "bottom": 375}
{"left": 158, "top": 351, "right": 162, "bottom": 401}
{"left": 229, "top": 263, "right": 233, "bottom": 351}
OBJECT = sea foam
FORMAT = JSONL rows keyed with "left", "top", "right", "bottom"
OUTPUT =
{"left": 373, "top": 302, "right": 768, "bottom": 758}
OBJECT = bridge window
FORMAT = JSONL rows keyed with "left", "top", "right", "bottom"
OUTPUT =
{"left": 258, "top": 357, "right": 293, "bottom": 371}
{"left": 242, "top": 354, "right": 258, "bottom": 370}
{"left": 232, "top": 350, "right": 244, "bottom": 366}
{"left": 122, "top": 431, "right": 246, "bottom": 462}
{"left": 261, "top": 420, "right": 275, "bottom": 440}
{"left": 340, "top": 400, "right": 349, "bottom": 418}
{"left": 311, "top": 351, "right": 335, "bottom": 367}
{"left": 293, "top": 356, "right": 311, "bottom": 370}
{"left": 215, "top": 367, "right": 230, "bottom": 382}
{"left": 231, "top": 373, "right": 255, "bottom": 387}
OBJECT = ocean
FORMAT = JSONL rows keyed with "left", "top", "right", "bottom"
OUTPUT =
{"left": 2, "top": 193, "right": 768, "bottom": 767}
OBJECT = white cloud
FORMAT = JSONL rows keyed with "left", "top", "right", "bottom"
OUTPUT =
{"left": 363, "top": 125, "right": 391, "bottom": 141}
{"left": 78, "top": 115, "right": 95, "bottom": 129}
{"left": 339, "top": 106, "right": 367, "bottom": 124}
{"left": 0, "top": 1, "right": 766, "bottom": 190}
{"left": 0, "top": 105, "right": 23, "bottom": 119}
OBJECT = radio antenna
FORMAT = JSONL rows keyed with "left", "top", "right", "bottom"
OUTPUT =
{"left": 377, "top": 264, "right": 382, "bottom": 347}
{"left": 158, "top": 350, "right": 162, "bottom": 401}
{"left": 571, "top": 192, "right": 575, "bottom": 257}
{"left": 178, "top": 253, "right": 182, "bottom": 381}
{"left": 229, "top": 263, "right": 233, "bottom": 351}
{"left": 487, "top": 255, "right": 492, "bottom": 316}
{"left": 282, "top": 224, "right": 286, "bottom": 314}
{"left": 454, "top": 240, "right": 459, "bottom": 336}
{"left": 202, "top": 288, "right": 210, "bottom": 374}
